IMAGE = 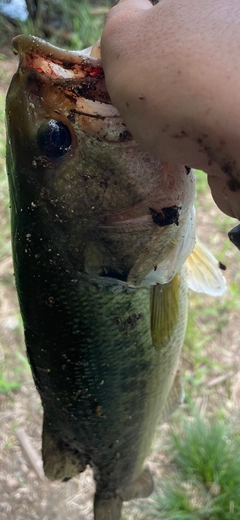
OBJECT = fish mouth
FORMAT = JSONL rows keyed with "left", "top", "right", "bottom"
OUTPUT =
{"left": 12, "top": 35, "right": 110, "bottom": 104}
{"left": 10, "top": 35, "right": 193, "bottom": 233}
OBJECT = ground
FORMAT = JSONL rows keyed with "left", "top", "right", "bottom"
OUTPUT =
{"left": 0, "top": 50, "right": 240, "bottom": 520}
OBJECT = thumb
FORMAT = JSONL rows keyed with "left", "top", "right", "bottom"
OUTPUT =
{"left": 101, "top": 0, "right": 153, "bottom": 58}
{"left": 117, "top": 0, "right": 153, "bottom": 8}
{"left": 103, "top": 0, "right": 152, "bottom": 25}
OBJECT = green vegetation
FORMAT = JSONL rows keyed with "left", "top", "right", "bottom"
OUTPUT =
{"left": 19, "top": 0, "right": 105, "bottom": 49}
{"left": 142, "top": 416, "right": 240, "bottom": 520}
{"left": 0, "top": 362, "right": 30, "bottom": 393}
{"left": 0, "top": 0, "right": 113, "bottom": 48}
{"left": 194, "top": 169, "right": 209, "bottom": 200}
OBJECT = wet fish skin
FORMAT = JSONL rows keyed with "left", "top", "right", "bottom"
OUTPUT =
{"left": 5, "top": 35, "right": 224, "bottom": 520}
{"left": 27, "top": 269, "right": 187, "bottom": 491}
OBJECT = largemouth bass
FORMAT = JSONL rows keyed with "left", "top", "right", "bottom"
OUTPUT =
{"left": 6, "top": 35, "right": 225, "bottom": 520}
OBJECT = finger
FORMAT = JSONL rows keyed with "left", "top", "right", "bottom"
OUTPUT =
{"left": 208, "top": 174, "right": 240, "bottom": 220}
{"left": 104, "top": 0, "right": 152, "bottom": 23}
{"left": 101, "top": 0, "right": 152, "bottom": 64}
{"left": 117, "top": 0, "right": 152, "bottom": 9}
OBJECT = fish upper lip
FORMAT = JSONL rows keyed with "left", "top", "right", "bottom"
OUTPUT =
{"left": 12, "top": 35, "right": 102, "bottom": 74}
{"left": 12, "top": 35, "right": 111, "bottom": 105}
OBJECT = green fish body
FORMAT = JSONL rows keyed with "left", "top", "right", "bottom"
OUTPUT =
{"left": 6, "top": 36, "right": 225, "bottom": 520}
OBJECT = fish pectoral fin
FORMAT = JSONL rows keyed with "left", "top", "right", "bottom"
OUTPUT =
{"left": 118, "top": 466, "right": 154, "bottom": 502}
{"left": 186, "top": 238, "right": 226, "bottom": 296}
{"left": 94, "top": 496, "right": 123, "bottom": 520}
{"left": 150, "top": 273, "right": 180, "bottom": 350}
{"left": 42, "top": 415, "right": 86, "bottom": 481}
{"left": 141, "top": 205, "right": 196, "bottom": 287}
{"left": 159, "top": 369, "right": 184, "bottom": 424}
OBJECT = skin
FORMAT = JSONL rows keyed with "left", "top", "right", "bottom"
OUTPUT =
{"left": 101, "top": 0, "right": 240, "bottom": 220}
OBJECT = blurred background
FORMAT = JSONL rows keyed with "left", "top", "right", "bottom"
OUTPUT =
{"left": 1, "top": 1, "right": 240, "bottom": 519}
{"left": 0, "top": 0, "right": 115, "bottom": 49}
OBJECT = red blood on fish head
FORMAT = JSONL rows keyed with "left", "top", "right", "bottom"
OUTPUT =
{"left": 7, "top": 35, "right": 195, "bottom": 285}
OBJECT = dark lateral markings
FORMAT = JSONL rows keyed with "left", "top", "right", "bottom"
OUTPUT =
{"left": 149, "top": 206, "right": 180, "bottom": 227}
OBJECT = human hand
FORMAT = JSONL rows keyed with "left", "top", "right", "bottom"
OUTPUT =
{"left": 101, "top": 0, "right": 240, "bottom": 220}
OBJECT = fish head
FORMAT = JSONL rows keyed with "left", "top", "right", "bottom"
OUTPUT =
{"left": 6, "top": 35, "right": 196, "bottom": 285}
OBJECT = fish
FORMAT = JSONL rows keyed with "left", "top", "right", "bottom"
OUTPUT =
{"left": 6, "top": 35, "right": 226, "bottom": 520}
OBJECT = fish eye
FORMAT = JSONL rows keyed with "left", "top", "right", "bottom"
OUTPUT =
{"left": 37, "top": 119, "right": 72, "bottom": 158}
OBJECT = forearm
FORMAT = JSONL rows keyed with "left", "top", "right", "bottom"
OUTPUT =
{"left": 101, "top": 0, "right": 240, "bottom": 218}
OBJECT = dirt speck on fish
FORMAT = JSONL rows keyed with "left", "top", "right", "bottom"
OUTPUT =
{"left": 6, "top": 35, "right": 226, "bottom": 520}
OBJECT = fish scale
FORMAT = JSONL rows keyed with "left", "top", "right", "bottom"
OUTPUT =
{"left": 6, "top": 33, "right": 225, "bottom": 520}
{"left": 25, "top": 269, "right": 187, "bottom": 484}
